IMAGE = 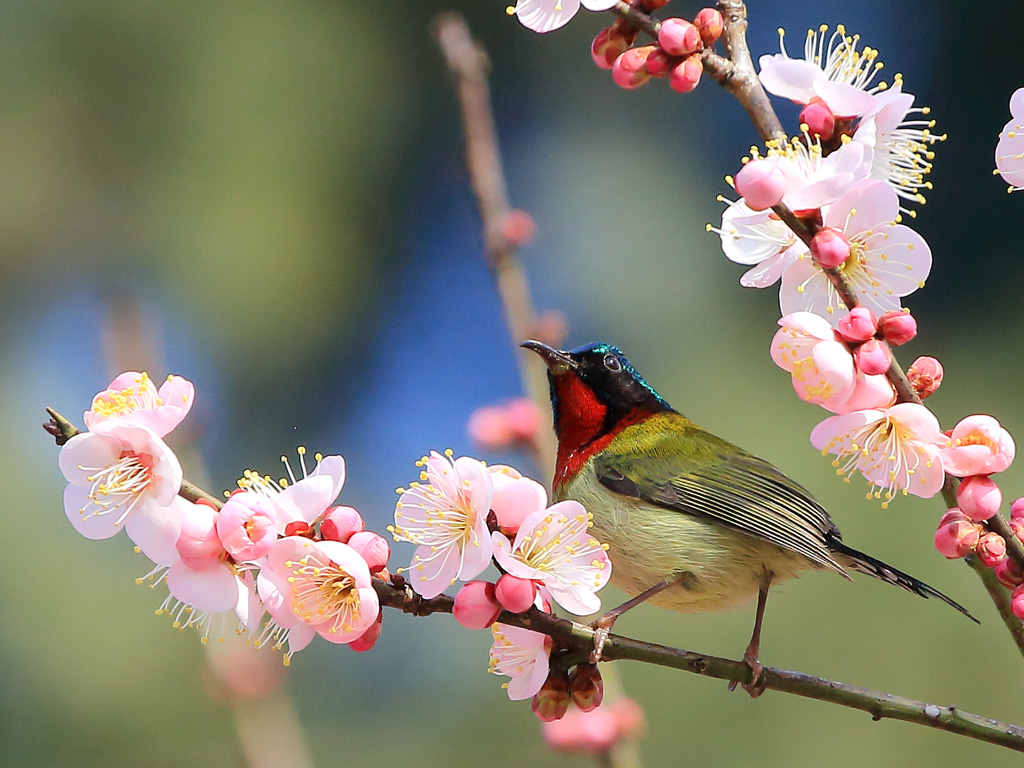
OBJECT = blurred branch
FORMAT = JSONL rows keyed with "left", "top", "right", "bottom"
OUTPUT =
{"left": 433, "top": 12, "right": 556, "bottom": 478}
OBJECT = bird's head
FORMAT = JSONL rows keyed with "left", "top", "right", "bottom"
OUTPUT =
{"left": 521, "top": 341, "right": 671, "bottom": 469}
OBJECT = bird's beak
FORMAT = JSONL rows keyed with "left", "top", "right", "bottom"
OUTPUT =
{"left": 520, "top": 340, "right": 576, "bottom": 373}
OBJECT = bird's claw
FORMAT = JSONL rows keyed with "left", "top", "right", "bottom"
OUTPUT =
{"left": 589, "top": 618, "right": 614, "bottom": 663}
{"left": 728, "top": 653, "right": 766, "bottom": 698}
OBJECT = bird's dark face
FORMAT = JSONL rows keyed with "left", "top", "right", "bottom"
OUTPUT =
{"left": 521, "top": 341, "right": 670, "bottom": 449}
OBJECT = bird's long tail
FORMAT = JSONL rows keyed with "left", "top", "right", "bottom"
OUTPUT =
{"left": 827, "top": 536, "right": 979, "bottom": 623}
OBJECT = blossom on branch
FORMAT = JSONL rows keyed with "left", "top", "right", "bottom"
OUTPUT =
{"left": 489, "top": 623, "right": 552, "bottom": 700}
{"left": 84, "top": 371, "right": 195, "bottom": 437}
{"left": 941, "top": 415, "right": 1016, "bottom": 477}
{"left": 506, "top": 0, "right": 618, "bottom": 34}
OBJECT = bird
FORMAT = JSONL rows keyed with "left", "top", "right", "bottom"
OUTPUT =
{"left": 521, "top": 339, "right": 975, "bottom": 694}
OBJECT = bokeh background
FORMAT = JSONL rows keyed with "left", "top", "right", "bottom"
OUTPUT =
{"left": 4, "top": 0, "right": 1024, "bottom": 765}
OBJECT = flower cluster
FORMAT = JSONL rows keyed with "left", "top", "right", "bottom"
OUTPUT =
{"left": 391, "top": 451, "right": 612, "bottom": 715}
{"left": 59, "top": 372, "right": 387, "bottom": 663}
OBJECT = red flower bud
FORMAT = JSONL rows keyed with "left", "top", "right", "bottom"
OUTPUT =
{"left": 645, "top": 46, "right": 675, "bottom": 78}
{"left": 906, "top": 356, "right": 943, "bottom": 400}
{"left": 668, "top": 54, "right": 702, "bottom": 93}
{"left": 836, "top": 306, "right": 878, "bottom": 343}
{"left": 855, "top": 338, "right": 892, "bottom": 376}
{"left": 533, "top": 669, "right": 571, "bottom": 722}
{"left": 612, "top": 46, "right": 653, "bottom": 90}
{"left": 877, "top": 310, "right": 917, "bottom": 346}
{"left": 320, "top": 505, "right": 364, "bottom": 543}
{"left": 810, "top": 227, "right": 851, "bottom": 269}
{"left": 733, "top": 159, "right": 785, "bottom": 210}
{"left": 658, "top": 18, "right": 702, "bottom": 57}
{"left": 347, "top": 531, "right": 390, "bottom": 573}
{"left": 453, "top": 581, "right": 501, "bottom": 629}
{"left": 956, "top": 475, "right": 1002, "bottom": 522}
{"left": 976, "top": 532, "right": 1007, "bottom": 568}
{"left": 938, "top": 507, "right": 969, "bottom": 527}
{"left": 934, "top": 518, "right": 982, "bottom": 559}
{"left": 800, "top": 99, "right": 836, "bottom": 140}
{"left": 591, "top": 27, "right": 631, "bottom": 70}
{"left": 1011, "top": 584, "right": 1024, "bottom": 621}
{"left": 693, "top": 8, "right": 724, "bottom": 47}
{"left": 995, "top": 557, "right": 1024, "bottom": 588}
{"left": 1011, "top": 497, "right": 1024, "bottom": 520}
{"left": 495, "top": 573, "right": 537, "bottom": 613}
{"left": 348, "top": 616, "right": 382, "bottom": 652}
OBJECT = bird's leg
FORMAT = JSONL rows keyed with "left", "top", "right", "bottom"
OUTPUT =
{"left": 729, "top": 570, "right": 772, "bottom": 698}
{"left": 589, "top": 572, "right": 689, "bottom": 663}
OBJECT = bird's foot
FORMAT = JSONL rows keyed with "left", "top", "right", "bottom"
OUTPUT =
{"left": 589, "top": 615, "right": 616, "bottom": 664}
{"left": 728, "top": 650, "right": 766, "bottom": 698}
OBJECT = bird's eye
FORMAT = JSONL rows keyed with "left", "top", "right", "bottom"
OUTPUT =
{"left": 603, "top": 353, "right": 621, "bottom": 372}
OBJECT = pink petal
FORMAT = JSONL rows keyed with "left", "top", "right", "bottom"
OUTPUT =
{"left": 757, "top": 56, "right": 820, "bottom": 103}
{"left": 58, "top": 432, "right": 121, "bottom": 486}
{"left": 907, "top": 445, "right": 945, "bottom": 499}
{"left": 580, "top": 0, "right": 617, "bottom": 9}
{"left": 547, "top": 584, "right": 602, "bottom": 616}
{"left": 512, "top": 0, "right": 581, "bottom": 33}
{"left": 812, "top": 80, "right": 878, "bottom": 118}
{"left": 167, "top": 560, "right": 241, "bottom": 612}
{"left": 275, "top": 474, "right": 335, "bottom": 526}
{"left": 491, "top": 474, "right": 547, "bottom": 532}
{"left": 62, "top": 484, "right": 123, "bottom": 540}
{"left": 887, "top": 403, "right": 944, "bottom": 442}
{"left": 492, "top": 533, "right": 544, "bottom": 580}
{"left": 257, "top": 568, "right": 302, "bottom": 628}
{"left": 314, "top": 586, "right": 379, "bottom": 644}
{"left": 861, "top": 224, "right": 932, "bottom": 295}
{"left": 125, "top": 499, "right": 182, "bottom": 565}
{"left": 1011, "top": 87, "right": 1024, "bottom": 119}
{"left": 315, "top": 539, "right": 372, "bottom": 589}
{"left": 824, "top": 179, "right": 898, "bottom": 232}
{"left": 312, "top": 455, "right": 346, "bottom": 501}
{"left": 810, "top": 410, "right": 883, "bottom": 452}
{"left": 408, "top": 542, "right": 461, "bottom": 599}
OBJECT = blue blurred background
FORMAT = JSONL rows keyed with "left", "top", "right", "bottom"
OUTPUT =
{"left": 5, "top": 0, "right": 1024, "bottom": 765}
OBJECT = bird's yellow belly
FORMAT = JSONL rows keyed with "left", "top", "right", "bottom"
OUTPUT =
{"left": 559, "top": 464, "right": 815, "bottom": 613}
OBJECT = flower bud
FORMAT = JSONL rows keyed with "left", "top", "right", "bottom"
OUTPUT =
{"left": 658, "top": 18, "right": 701, "bottom": 57}
{"left": 1011, "top": 497, "right": 1024, "bottom": 520}
{"left": 612, "top": 47, "right": 653, "bottom": 90}
{"left": 347, "top": 531, "right": 390, "bottom": 573}
{"left": 668, "top": 54, "right": 702, "bottom": 93}
{"left": 855, "top": 338, "right": 892, "bottom": 376}
{"left": 934, "top": 518, "right": 982, "bottom": 559}
{"left": 995, "top": 557, "right": 1024, "bottom": 588}
{"left": 800, "top": 99, "right": 836, "bottom": 140}
{"left": 836, "top": 307, "right": 878, "bottom": 344}
{"left": 906, "top": 356, "right": 943, "bottom": 400}
{"left": 533, "top": 669, "right": 572, "bottom": 722}
{"left": 733, "top": 159, "right": 785, "bottom": 210}
{"left": 453, "top": 581, "right": 501, "bottom": 629}
{"left": 1011, "top": 584, "right": 1024, "bottom": 621}
{"left": 938, "top": 507, "right": 969, "bottom": 527}
{"left": 956, "top": 474, "right": 1002, "bottom": 522}
{"left": 348, "top": 616, "right": 382, "bottom": 652}
{"left": 569, "top": 663, "right": 605, "bottom": 712}
{"left": 976, "top": 532, "right": 1007, "bottom": 568}
{"left": 877, "top": 310, "right": 917, "bottom": 347}
{"left": 591, "top": 27, "right": 631, "bottom": 70}
{"left": 693, "top": 8, "right": 724, "bottom": 47}
{"left": 496, "top": 573, "right": 537, "bottom": 613}
{"left": 1010, "top": 517, "right": 1024, "bottom": 544}
{"left": 644, "top": 46, "right": 675, "bottom": 78}
{"left": 320, "top": 505, "right": 364, "bottom": 543}
{"left": 810, "top": 227, "right": 851, "bottom": 269}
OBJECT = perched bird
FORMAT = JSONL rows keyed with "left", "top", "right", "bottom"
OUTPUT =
{"left": 522, "top": 339, "right": 975, "bottom": 693}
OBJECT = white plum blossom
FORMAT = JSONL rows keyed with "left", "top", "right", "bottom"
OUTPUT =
{"left": 995, "top": 87, "right": 1024, "bottom": 192}
{"left": 506, "top": 0, "right": 618, "bottom": 34}
{"left": 711, "top": 198, "right": 808, "bottom": 288}
{"left": 488, "top": 623, "right": 552, "bottom": 700}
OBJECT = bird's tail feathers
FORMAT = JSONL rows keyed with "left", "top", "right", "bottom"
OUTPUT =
{"left": 828, "top": 537, "right": 978, "bottom": 624}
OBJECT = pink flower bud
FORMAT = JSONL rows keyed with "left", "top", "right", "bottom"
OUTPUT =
{"left": 938, "top": 507, "right": 969, "bottom": 527}
{"left": 1012, "top": 497, "right": 1024, "bottom": 520}
{"left": 346, "top": 531, "right": 390, "bottom": 573}
{"left": 348, "top": 616, "right": 382, "bottom": 652}
{"left": 591, "top": 27, "right": 630, "bottom": 70}
{"left": 320, "top": 505, "right": 364, "bottom": 543}
{"left": 800, "top": 99, "right": 836, "bottom": 140}
{"left": 176, "top": 499, "right": 223, "bottom": 569}
{"left": 1010, "top": 518, "right": 1024, "bottom": 544}
{"left": 906, "top": 356, "right": 943, "bottom": 400}
{"left": 496, "top": 573, "right": 537, "bottom": 614}
{"left": 693, "top": 8, "right": 724, "bottom": 47}
{"left": 668, "top": 54, "right": 702, "bottom": 93}
{"left": 956, "top": 475, "right": 1003, "bottom": 522}
{"left": 995, "top": 557, "right": 1024, "bottom": 588}
{"left": 837, "top": 307, "right": 878, "bottom": 344}
{"left": 934, "top": 518, "right": 982, "bottom": 559}
{"left": 810, "top": 227, "right": 851, "bottom": 269}
{"left": 976, "top": 532, "right": 1007, "bottom": 568}
{"left": 532, "top": 669, "right": 571, "bottom": 722}
{"left": 569, "top": 663, "right": 604, "bottom": 712}
{"left": 877, "top": 310, "right": 917, "bottom": 346}
{"left": 501, "top": 209, "right": 537, "bottom": 247}
{"left": 612, "top": 47, "right": 652, "bottom": 90}
{"left": 644, "top": 46, "right": 675, "bottom": 78}
{"left": 855, "top": 338, "right": 892, "bottom": 376}
{"left": 733, "top": 159, "right": 785, "bottom": 210}
{"left": 1011, "top": 584, "right": 1024, "bottom": 621}
{"left": 453, "top": 581, "right": 501, "bottom": 629}
{"left": 658, "top": 18, "right": 701, "bottom": 57}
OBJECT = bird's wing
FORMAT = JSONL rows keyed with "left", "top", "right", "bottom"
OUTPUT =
{"left": 593, "top": 420, "right": 847, "bottom": 574}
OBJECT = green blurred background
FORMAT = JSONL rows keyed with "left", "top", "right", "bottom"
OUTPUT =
{"left": 4, "top": 0, "right": 1024, "bottom": 765}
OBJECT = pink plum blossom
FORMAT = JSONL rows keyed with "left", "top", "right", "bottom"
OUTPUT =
{"left": 770, "top": 311, "right": 856, "bottom": 410}
{"left": 543, "top": 699, "right": 646, "bottom": 755}
{"left": 60, "top": 422, "right": 182, "bottom": 542}
{"left": 907, "top": 356, "right": 943, "bottom": 400}
{"left": 941, "top": 415, "right": 1016, "bottom": 476}
{"left": 239, "top": 449, "right": 347, "bottom": 531}
{"left": 490, "top": 464, "right": 548, "bottom": 534}
{"left": 166, "top": 558, "right": 242, "bottom": 613}
{"left": 758, "top": 25, "right": 883, "bottom": 118}
{"left": 489, "top": 623, "right": 552, "bottom": 701}
{"left": 780, "top": 180, "right": 931, "bottom": 323}
{"left": 996, "top": 88, "right": 1024, "bottom": 191}
{"left": 492, "top": 501, "right": 611, "bottom": 615}
{"left": 84, "top": 371, "right": 195, "bottom": 437}
{"left": 507, "top": 0, "right": 618, "bottom": 34}
{"left": 263, "top": 536, "right": 379, "bottom": 645}
{"left": 391, "top": 451, "right": 494, "bottom": 598}
{"left": 217, "top": 491, "right": 279, "bottom": 562}
{"left": 747, "top": 136, "right": 872, "bottom": 213}
{"left": 810, "top": 402, "right": 947, "bottom": 506}
{"left": 934, "top": 513, "right": 982, "bottom": 560}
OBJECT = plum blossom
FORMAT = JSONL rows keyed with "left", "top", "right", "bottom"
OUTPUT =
{"left": 261, "top": 536, "right": 380, "bottom": 648}
{"left": 711, "top": 198, "right": 808, "bottom": 288}
{"left": 216, "top": 491, "right": 279, "bottom": 562}
{"left": 391, "top": 451, "right": 494, "bottom": 598}
{"left": 779, "top": 180, "right": 931, "bottom": 322}
{"left": 488, "top": 623, "right": 552, "bottom": 700}
{"left": 492, "top": 501, "right": 611, "bottom": 615}
{"left": 489, "top": 463, "right": 549, "bottom": 534}
{"left": 941, "top": 415, "right": 1016, "bottom": 477}
{"left": 84, "top": 371, "right": 194, "bottom": 437}
{"left": 995, "top": 87, "right": 1024, "bottom": 192}
{"left": 238, "top": 447, "right": 346, "bottom": 532}
{"left": 60, "top": 421, "right": 182, "bottom": 542}
{"left": 543, "top": 699, "right": 646, "bottom": 755}
{"left": 506, "top": 0, "right": 618, "bottom": 34}
{"left": 810, "top": 402, "right": 948, "bottom": 506}
{"left": 770, "top": 312, "right": 855, "bottom": 410}
{"left": 759, "top": 25, "right": 884, "bottom": 118}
